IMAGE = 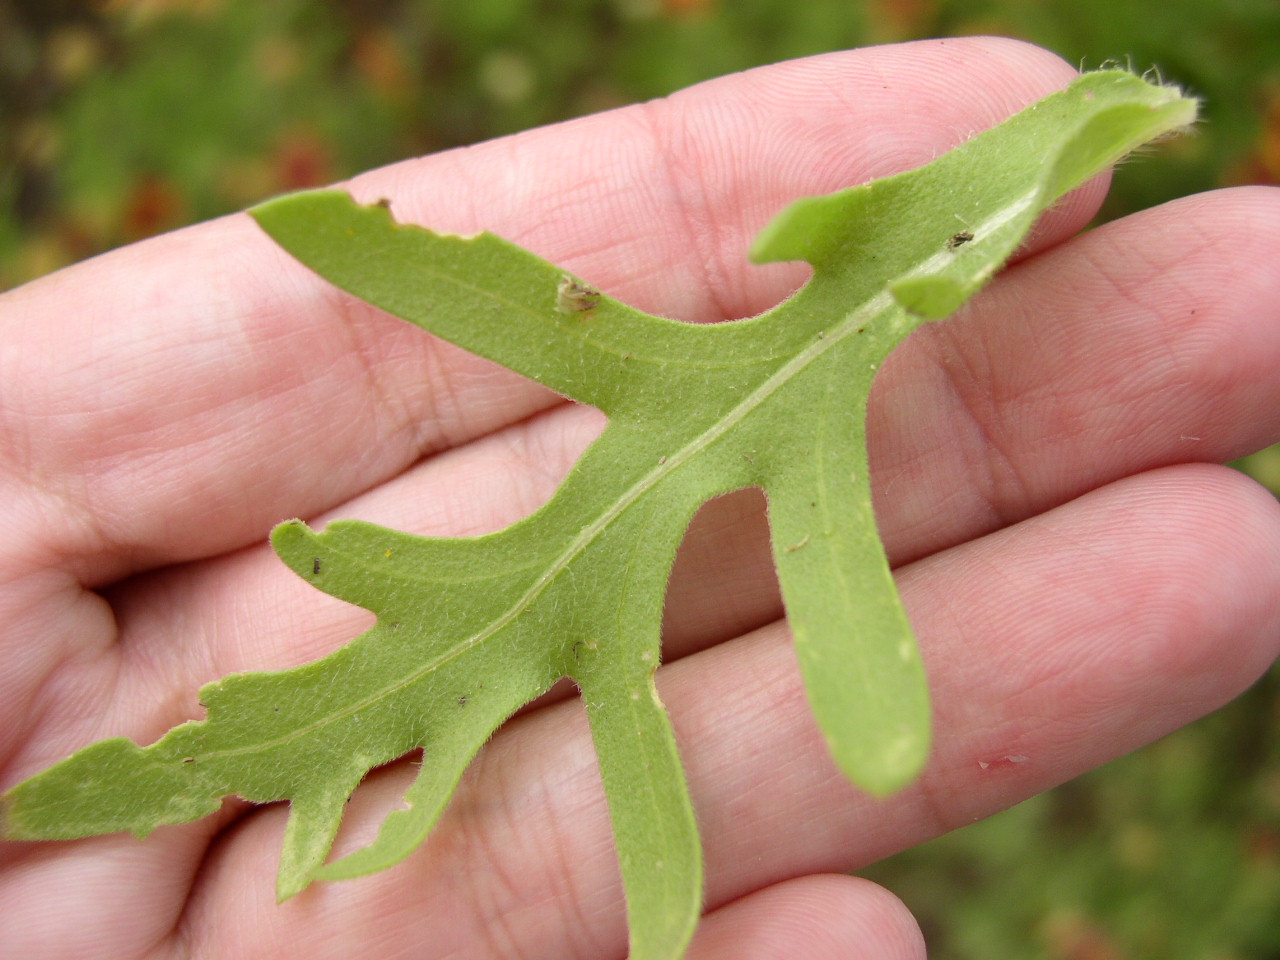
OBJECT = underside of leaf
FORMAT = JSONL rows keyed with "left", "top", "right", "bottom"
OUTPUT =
{"left": 1, "top": 70, "right": 1196, "bottom": 960}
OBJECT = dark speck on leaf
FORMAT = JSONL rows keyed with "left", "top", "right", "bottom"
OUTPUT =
{"left": 557, "top": 274, "right": 601, "bottom": 314}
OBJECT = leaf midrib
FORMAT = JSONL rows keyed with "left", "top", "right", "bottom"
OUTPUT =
{"left": 197, "top": 188, "right": 1040, "bottom": 763}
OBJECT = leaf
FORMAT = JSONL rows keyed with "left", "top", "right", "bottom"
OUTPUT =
{"left": 1, "top": 72, "right": 1195, "bottom": 959}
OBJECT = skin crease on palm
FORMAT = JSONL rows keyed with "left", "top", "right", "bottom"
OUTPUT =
{"left": 1, "top": 34, "right": 1279, "bottom": 960}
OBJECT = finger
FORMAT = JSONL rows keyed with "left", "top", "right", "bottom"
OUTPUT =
{"left": 0, "top": 403, "right": 608, "bottom": 778}
{"left": 93, "top": 188, "right": 1280, "bottom": 728}
{"left": 0, "top": 818, "right": 223, "bottom": 960}
{"left": 58, "top": 180, "right": 1280, "bottom": 759}
{"left": 172, "top": 463, "right": 1280, "bottom": 958}
{"left": 0, "top": 37, "right": 1088, "bottom": 587}
{"left": 875, "top": 184, "right": 1280, "bottom": 564}
{"left": 694, "top": 469, "right": 1280, "bottom": 891}
{"left": 639, "top": 183, "right": 1280, "bottom": 650}
{"left": 685, "top": 875, "right": 924, "bottom": 960}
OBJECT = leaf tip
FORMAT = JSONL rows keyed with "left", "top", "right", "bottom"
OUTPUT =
{"left": 829, "top": 723, "right": 931, "bottom": 799}
{"left": 270, "top": 517, "right": 312, "bottom": 550}
{"left": 748, "top": 194, "right": 826, "bottom": 266}
{"left": 249, "top": 187, "right": 361, "bottom": 232}
{"left": 275, "top": 872, "right": 313, "bottom": 904}
{"left": 889, "top": 275, "right": 967, "bottom": 321}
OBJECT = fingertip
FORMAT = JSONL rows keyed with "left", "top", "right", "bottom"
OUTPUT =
{"left": 688, "top": 874, "right": 925, "bottom": 960}
{"left": 1169, "top": 463, "right": 1280, "bottom": 681}
{"left": 1093, "top": 464, "right": 1280, "bottom": 694}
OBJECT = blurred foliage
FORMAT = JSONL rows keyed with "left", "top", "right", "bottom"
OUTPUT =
{"left": 4, "top": 0, "right": 1279, "bottom": 288}
{"left": 1, "top": 0, "right": 1277, "bottom": 957}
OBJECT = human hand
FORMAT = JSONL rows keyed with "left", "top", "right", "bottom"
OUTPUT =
{"left": 3, "top": 37, "right": 1279, "bottom": 960}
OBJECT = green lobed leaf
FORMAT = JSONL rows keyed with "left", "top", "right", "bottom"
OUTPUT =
{"left": 1, "top": 71, "right": 1196, "bottom": 960}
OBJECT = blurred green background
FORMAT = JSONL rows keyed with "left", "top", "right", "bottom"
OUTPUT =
{"left": 2, "top": 1, "right": 1277, "bottom": 957}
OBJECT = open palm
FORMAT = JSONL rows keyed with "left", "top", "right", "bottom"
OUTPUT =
{"left": 3, "top": 37, "right": 1279, "bottom": 960}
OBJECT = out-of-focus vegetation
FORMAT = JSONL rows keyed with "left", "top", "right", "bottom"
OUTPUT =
{"left": 2, "top": 1, "right": 1277, "bottom": 957}
{"left": 5, "top": 0, "right": 1280, "bottom": 289}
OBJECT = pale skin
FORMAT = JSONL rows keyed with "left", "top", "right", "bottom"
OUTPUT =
{"left": 2, "top": 36, "right": 1280, "bottom": 960}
